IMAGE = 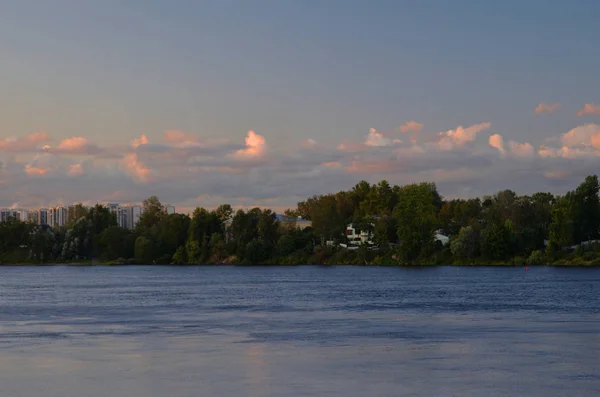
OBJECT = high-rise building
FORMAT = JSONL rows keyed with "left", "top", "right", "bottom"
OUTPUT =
{"left": 38, "top": 209, "right": 48, "bottom": 226}
{"left": 28, "top": 211, "right": 39, "bottom": 224}
{"left": 131, "top": 205, "right": 142, "bottom": 229}
{"left": 0, "top": 209, "right": 18, "bottom": 223}
{"left": 165, "top": 205, "right": 175, "bottom": 215}
{"left": 48, "top": 207, "right": 68, "bottom": 228}
{"left": 107, "top": 203, "right": 119, "bottom": 215}
{"left": 117, "top": 206, "right": 129, "bottom": 229}
{"left": 17, "top": 210, "right": 28, "bottom": 223}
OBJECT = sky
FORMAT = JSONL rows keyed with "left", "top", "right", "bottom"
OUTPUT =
{"left": 1, "top": 0, "right": 600, "bottom": 212}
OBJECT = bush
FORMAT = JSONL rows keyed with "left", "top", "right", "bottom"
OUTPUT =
{"left": 582, "top": 251, "right": 598, "bottom": 261}
{"left": 526, "top": 250, "right": 545, "bottom": 266}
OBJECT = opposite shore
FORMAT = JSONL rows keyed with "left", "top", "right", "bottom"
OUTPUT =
{"left": 3, "top": 176, "right": 600, "bottom": 268}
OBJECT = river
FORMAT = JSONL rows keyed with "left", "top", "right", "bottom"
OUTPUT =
{"left": 0, "top": 265, "right": 599, "bottom": 396}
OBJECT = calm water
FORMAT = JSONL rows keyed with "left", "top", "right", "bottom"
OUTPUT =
{"left": 0, "top": 266, "right": 599, "bottom": 397}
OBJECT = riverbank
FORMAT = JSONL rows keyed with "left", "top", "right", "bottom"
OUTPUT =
{"left": 2, "top": 260, "right": 600, "bottom": 267}
{"left": 4, "top": 247, "right": 600, "bottom": 267}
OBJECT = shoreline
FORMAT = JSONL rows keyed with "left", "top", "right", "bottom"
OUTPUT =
{"left": 1, "top": 262, "right": 600, "bottom": 268}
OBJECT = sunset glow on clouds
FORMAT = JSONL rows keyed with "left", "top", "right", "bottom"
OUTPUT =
{"left": 577, "top": 103, "right": 600, "bottom": 117}
{"left": 3, "top": 119, "right": 600, "bottom": 210}
{"left": 534, "top": 103, "right": 560, "bottom": 114}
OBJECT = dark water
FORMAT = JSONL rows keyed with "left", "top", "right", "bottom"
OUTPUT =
{"left": 1, "top": 266, "right": 599, "bottom": 396}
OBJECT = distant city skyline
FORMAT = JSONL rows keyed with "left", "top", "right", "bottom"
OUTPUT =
{"left": 1, "top": 1, "right": 600, "bottom": 211}
{"left": 0, "top": 203, "right": 175, "bottom": 230}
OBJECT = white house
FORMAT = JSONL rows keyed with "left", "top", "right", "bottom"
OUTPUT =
{"left": 345, "top": 223, "right": 375, "bottom": 246}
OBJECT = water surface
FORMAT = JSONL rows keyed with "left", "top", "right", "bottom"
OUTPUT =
{"left": 0, "top": 266, "right": 599, "bottom": 396}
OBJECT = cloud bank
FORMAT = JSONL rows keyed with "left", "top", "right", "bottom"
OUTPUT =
{"left": 2, "top": 121, "right": 600, "bottom": 211}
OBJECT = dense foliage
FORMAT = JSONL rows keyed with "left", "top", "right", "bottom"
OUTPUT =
{"left": 2, "top": 175, "right": 600, "bottom": 266}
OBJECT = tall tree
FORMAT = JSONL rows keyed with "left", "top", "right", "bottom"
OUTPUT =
{"left": 394, "top": 182, "right": 440, "bottom": 262}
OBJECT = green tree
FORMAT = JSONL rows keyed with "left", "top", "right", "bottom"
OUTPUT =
{"left": 245, "top": 239, "right": 268, "bottom": 265}
{"left": 87, "top": 205, "right": 117, "bottom": 235}
{"left": 572, "top": 175, "right": 600, "bottom": 243}
{"left": 136, "top": 196, "right": 166, "bottom": 235}
{"left": 394, "top": 182, "right": 440, "bottom": 262}
{"left": 450, "top": 226, "right": 480, "bottom": 261}
{"left": 215, "top": 204, "right": 233, "bottom": 222}
{"left": 548, "top": 195, "right": 574, "bottom": 250}
{"left": 157, "top": 213, "right": 191, "bottom": 259}
{"left": 276, "top": 234, "right": 296, "bottom": 257}
{"left": 28, "top": 225, "right": 55, "bottom": 263}
{"left": 135, "top": 236, "right": 154, "bottom": 264}
{"left": 480, "top": 222, "right": 511, "bottom": 260}
{"left": 171, "top": 246, "right": 187, "bottom": 264}
{"left": 99, "top": 226, "right": 133, "bottom": 260}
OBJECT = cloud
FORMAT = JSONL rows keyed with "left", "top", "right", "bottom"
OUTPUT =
{"left": 120, "top": 153, "right": 152, "bottom": 183}
{"left": 436, "top": 122, "right": 491, "bottom": 150}
{"left": 233, "top": 130, "right": 267, "bottom": 158}
{"left": 489, "top": 134, "right": 505, "bottom": 154}
{"left": 365, "top": 128, "right": 392, "bottom": 147}
{"left": 163, "top": 130, "right": 204, "bottom": 148}
{"left": 67, "top": 163, "right": 84, "bottom": 177}
{"left": 0, "top": 131, "right": 49, "bottom": 152}
{"left": 130, "top": 134, "right": 149, "bottom": 149}
{"left": 6, "top": 123, "right": 600, "bottom": 211}
{"left": 43, "top": 136, "right": 103, "bottom": 155}
{"left": 399, "top": 121, "right": 424, "bottom": 134}
{"left": 508, "top": 141, "right": 535, "bottom": 158}
{"left": 534, "top": 102, "right": 559, "bottom": 114}
{"left": 302, "top": 138, "right": 318, "bottom": 148}
{"left": 560, "top": 124, "right": 600, "bottom": 148}
{"left": 577, "top": 103, "right": 600, "bottom": 117}
{"left": 24, "top": 153, "right": 58, "bottom": 176}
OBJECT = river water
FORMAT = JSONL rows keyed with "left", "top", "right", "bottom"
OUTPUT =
{"left": 0, "top": 265, "right": 599, "bottom": 396}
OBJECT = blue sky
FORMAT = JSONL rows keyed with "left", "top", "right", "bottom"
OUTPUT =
{"left": 1, "top": 0, "right": 600, "bottom": 209}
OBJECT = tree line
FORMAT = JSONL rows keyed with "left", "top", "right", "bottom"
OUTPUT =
{"left": 1, "top": 175, "right": 600, "bottom": 266}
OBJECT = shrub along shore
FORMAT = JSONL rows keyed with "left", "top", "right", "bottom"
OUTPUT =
{"left": 2, "top": 175, "right": 600, "bottom": 267}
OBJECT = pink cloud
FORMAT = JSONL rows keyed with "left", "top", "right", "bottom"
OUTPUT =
{"left": 59, "top": 137, "right": 88, "bottom": 150}
{"left": 0, "top": 131, "right": 49, "bottom": 152}
{"left": 508, "top": 141, "right": 535, "bottom": 158}
{"left": 322, "top": 161, "right": 341, "bottom": 168}
{"left": 337, "top": 142, "right": 366, "bottom": 152}
{"left": 67, "top": 163, "right": 84, "bottom": 177}
{"left": 121, "top": 153, "right": 152, "bottom": 183}
{"left": 365, "top": 128, "right": 391, "bottom": 147}
{"left": 130, "top": 134, "right": 149, "bottom": 148}
{"left": 437, "top": 122, "right": 491, "bottom": 150}
{"left": 399, "top": 121, "right": 424, "bottom": 134}
{"left": 534, "top": 102, "right": 559, "bottom": 114}
{"left": 25, "top": 166, "right": 50, "bottom": 176}
{"left": 164, "top": 130, "right": 203, "bottom": 148}
{"left": 24, "top": 153, "right": 58, "bottom": 176}
{"left": 43, "top": 136, "right": 102, "bottom": 155}
{"left": 489, "top": 134, "right": 505, "bottom": 154}
{"left": 560, "top": 124, "right": 600, "bottom": 147}
{"left": 577, "top": 103, "right": 600, "bottom": 117}
{"left": 234, "top": 130, "right": 267, "bottom": 158}
{"left": 538, "top": 144, "right": 596, "bottom": 159}
{"left": 538, "top": 145, "right": 559, "bottom": 158}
